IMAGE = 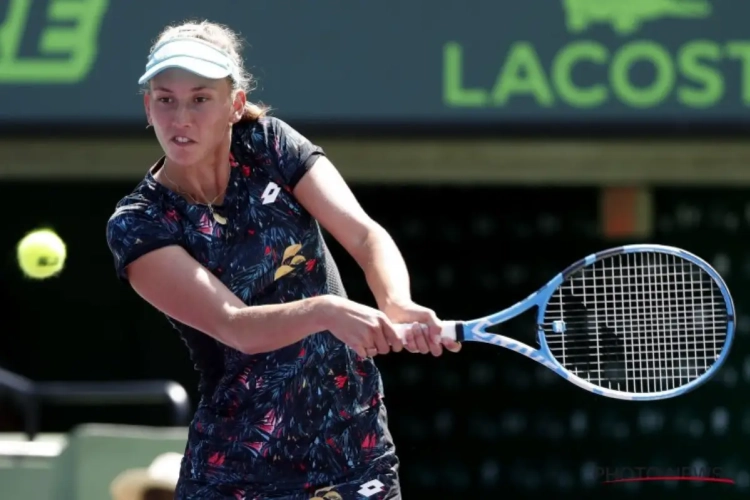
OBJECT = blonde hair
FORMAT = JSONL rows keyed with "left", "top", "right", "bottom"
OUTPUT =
{"left": 145, "top": 20, "right": 269, "bottom": 122}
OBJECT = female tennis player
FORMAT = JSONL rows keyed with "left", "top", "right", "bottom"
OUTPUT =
{"left": 106, "top": 20, "right": 460, "bottom": 499}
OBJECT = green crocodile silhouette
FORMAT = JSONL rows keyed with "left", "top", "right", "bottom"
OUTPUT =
{"left": 563, "top": 0, "right": 712, "bottom": 35}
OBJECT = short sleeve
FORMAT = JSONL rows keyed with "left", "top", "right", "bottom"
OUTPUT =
{"left": 106, "top": 201, "right": 180, "bottom": 282}
{"left": 268, "top": 117, "right": 325, "bottom": 189}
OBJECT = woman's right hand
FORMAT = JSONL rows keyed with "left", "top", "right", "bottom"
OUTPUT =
{"left": 316, "top": 295, "right": 404, "bottom": 358}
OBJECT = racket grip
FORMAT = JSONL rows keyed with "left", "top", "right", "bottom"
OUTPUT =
{"left": 393, "top": 321, "right": 458, "bottom": 342}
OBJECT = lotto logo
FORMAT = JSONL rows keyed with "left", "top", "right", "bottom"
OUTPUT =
{"left": 261, "top": 181, "right": 281, "bottom": 205}
{"left": 357, "top": 479, "right": 385, "bottom": 497}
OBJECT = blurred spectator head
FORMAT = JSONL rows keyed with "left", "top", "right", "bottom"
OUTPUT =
{"left": 110, "top": 452, "right": 182, "bottom": 500}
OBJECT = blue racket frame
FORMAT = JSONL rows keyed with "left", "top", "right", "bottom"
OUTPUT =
{"left": 453, "top": 244, "right": 735, "bottom": 401}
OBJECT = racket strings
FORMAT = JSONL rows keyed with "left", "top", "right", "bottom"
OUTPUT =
{"left": 542, "top": 251, "right": 728, "bottom": 394}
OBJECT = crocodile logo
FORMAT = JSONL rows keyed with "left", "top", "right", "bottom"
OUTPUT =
{"left": 562, "top": 0, "right": 712, "bottom": 35}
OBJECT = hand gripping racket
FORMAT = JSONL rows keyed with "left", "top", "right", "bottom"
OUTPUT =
{"left": 396, "top": 244, "right": 735, "bottom": 401}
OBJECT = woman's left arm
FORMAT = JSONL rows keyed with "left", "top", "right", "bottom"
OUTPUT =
{"left": 293, "top": 156, "right": 461, "bottom": 356}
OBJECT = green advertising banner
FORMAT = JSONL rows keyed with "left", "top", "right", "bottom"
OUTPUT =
{"left": 1, "top": 0, "right": 749, "bottom": 126}
{"left": 0, "top": 0, "right": 109, "bottom": 84}
{"left": 444, "top": 0, "right": 750, "bottom": 122}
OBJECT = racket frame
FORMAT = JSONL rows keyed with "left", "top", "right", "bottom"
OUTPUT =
{"left": 439, "top": 244, "right": 735, "bottom": 401}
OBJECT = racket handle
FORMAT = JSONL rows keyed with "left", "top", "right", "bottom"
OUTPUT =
{"left": 393, "top": 321, "right": 459, "bottom": 342}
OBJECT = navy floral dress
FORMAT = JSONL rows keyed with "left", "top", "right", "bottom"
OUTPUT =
{"left": 106, "top": 117, "right": 401, "bottom": 499}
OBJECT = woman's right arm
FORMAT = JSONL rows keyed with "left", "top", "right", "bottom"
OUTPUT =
{"left": 125, "top": 245, "right": 400, "bottom": 357}
{"left": 126, "top": 245, "right": 331, "bottom": 354}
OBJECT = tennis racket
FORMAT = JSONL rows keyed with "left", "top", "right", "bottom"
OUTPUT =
{"left": 395, "top": 244, "right": 735, "bottom": 401}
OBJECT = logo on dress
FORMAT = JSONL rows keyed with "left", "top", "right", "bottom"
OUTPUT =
{"left": 261, "top": 181, "right": 281, "bottom": 205}
{"left": 274, "top": 243, "right": 307, "bottom": 281}
{"left": 357, "top": 479, "right": 386, "bottom": 497}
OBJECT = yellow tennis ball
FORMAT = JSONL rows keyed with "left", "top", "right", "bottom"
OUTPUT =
{"left": 16, "top": 229, "right": 66, "bottom": 279}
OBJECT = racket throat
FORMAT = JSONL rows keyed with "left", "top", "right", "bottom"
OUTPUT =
{"left": 480, "top": 317, "right": 539, "bottom": 346}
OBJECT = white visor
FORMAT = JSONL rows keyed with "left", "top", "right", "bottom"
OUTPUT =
{"left": 138, "top": 38, "right": 239, "bottom": 85}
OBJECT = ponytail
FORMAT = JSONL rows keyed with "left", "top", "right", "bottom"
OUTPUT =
{"left": 240, "top": 101, "right": 270, "bottom": 122}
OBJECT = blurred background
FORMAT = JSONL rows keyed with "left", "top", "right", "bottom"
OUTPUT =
{"left": 1, "top": 0, "right": 749, "bottom": 499}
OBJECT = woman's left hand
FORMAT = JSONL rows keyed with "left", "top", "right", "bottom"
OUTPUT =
{"left": 381, "top": 300, "right": 462, "bottom": 356}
